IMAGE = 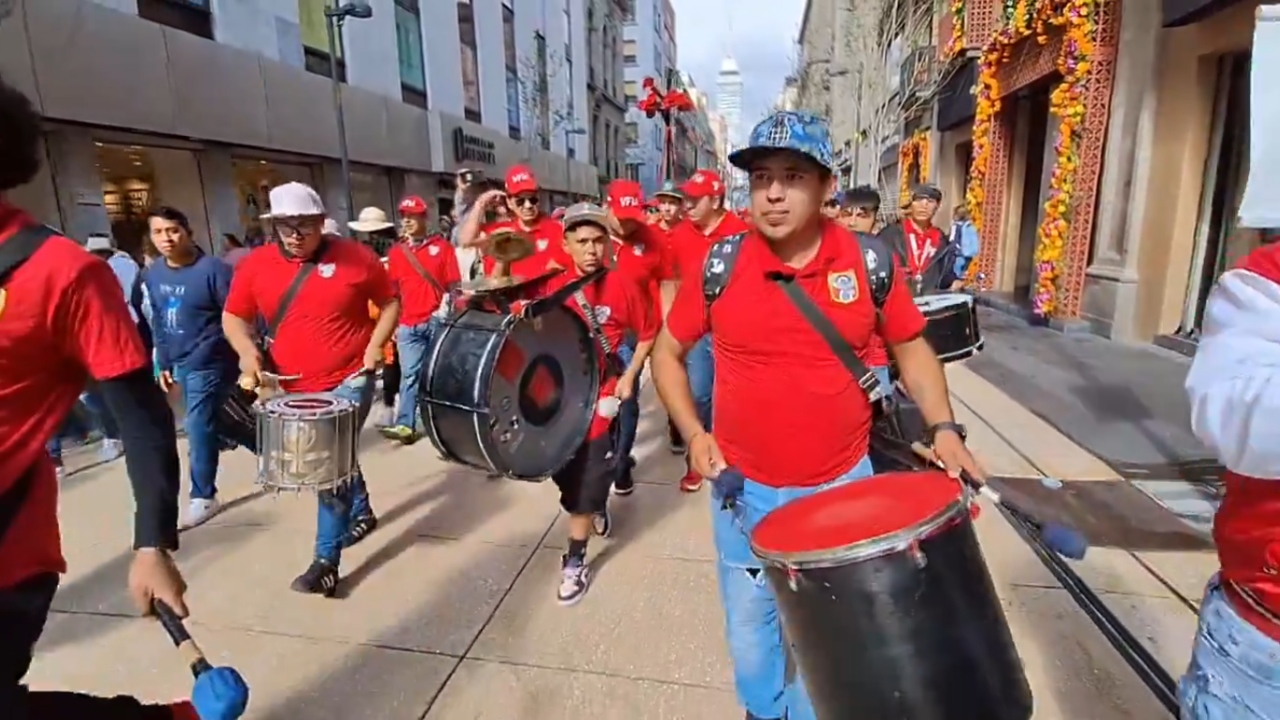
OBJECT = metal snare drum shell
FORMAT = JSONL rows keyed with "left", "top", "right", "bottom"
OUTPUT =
{"left": 256, "top": 393, "right": 359, "bottom": 493}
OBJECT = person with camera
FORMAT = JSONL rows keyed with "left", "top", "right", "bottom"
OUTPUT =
{"left": 455, "top": 166, "right": 567, "bottom": 280}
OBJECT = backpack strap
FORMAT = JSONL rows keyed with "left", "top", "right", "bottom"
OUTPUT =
{"left": 0, "top": 224, "right": 57, "bottom": 286}
{"left": 702, "top": 232, "right": 748, "bottom": 306}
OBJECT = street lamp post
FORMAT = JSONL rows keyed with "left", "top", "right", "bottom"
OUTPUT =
{"left": 323, "top": 1, "right": 373, "bottom": 222}
{"left": 563, "top": 126, "right": 587, "bottom": 200}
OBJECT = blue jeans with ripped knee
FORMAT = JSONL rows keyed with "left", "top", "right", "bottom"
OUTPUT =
{"left": 710, "top": 455, "right": 876, "bottom": 720}
{"left": 1179, "top": 575, "right": 1280, "bottom": 719}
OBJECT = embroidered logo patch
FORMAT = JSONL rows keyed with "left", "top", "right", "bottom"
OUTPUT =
{"left": 428, "top": 245, "right": 440, "bottom": 256}
{"left": 828, "top": 270, "right": 858, "bottom": 304}
{"left": 536, "top": 239, "right": 549, "bottom": 252}
{"left": 318, "top": 263, "right": 336, "bottom": 279}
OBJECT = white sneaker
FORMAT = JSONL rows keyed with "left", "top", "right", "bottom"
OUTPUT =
{"left": 371, "top": 404, "right": 394, "bottom": 428}
{"left": 98, "top": 438, "right": 124, "bottom": 462}
{"left": 181, "top": 497, "right": 221, "bottom": 530}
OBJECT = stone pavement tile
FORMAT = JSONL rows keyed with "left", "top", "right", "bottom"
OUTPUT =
{"left": 424, "top": 660, "right": 739, "bottom": 720}
{"left": 947, "top": 364, "right": 1121, "bottom": 481}
{"left": 543, "top": 486, "right": 714, "bottom": 561}
{"left": 27, "top": 612, "right": 454, "bottom": 720}
{"left": 1001, "top": 586, "right": 1174, "bottom": 719}
{"left": 53, "top": 523, "right": 535, "bottom": 656}
{"left": 971, "top": 499, "right": 1058, "bottom": 589}
{"left": 1093, "top": 593, "right": 1197, "bottom": 680}
{"left": 954, "top": 401, "right": 1040, "bottom": 478}
{"left": 1071, "top": 547, "right": 1188, "bottom": 599}
{"left": 1130, "top": 550, "right": 1217, "bottom": 609}
{"left": 470, "top": 549, "right": 733, "bottom": 689}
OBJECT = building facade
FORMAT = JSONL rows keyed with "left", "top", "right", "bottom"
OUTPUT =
{"left": 716, "top": 56, "right": 747, "bottom": 208}
{"left": 623, "top": 0, "right": 677, "bottom": 193}
{"left": 586, "top": 0, "right": 631, "bottom": 187}
{"left": 0, "top": 0, "right": 599, "bottom": 258}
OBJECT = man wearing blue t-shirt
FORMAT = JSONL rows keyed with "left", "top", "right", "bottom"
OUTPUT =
{"left": 143, "top": 206, "right": 239, "bottom": 528}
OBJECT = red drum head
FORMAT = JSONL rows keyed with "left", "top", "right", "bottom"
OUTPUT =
{"left": 751, "top": 471, "right": 964, "bottom": 563}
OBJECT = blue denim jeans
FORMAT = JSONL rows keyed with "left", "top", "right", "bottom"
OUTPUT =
{"left": 394, "top": 319, "right": 440, "bottom": 429}
{"left": 1179, "top": 576, "right": 1280, "bottom": 719}
{"left": 80, "top": 387, "right": 119, "bottom": 440}
{"left": 614, "top": 338, "right": 641, "bottom": 476}
{"left": 314, "top": 372, "right": 376, "bottom": 566}
{"left": 688, "top": 334, "right": 714, "bottom": 431}
{"left": 177, "top": 363, "right": 239, "bottom": 500}
{"left": 711, "top": 455, "right": 877, "bottom": 720}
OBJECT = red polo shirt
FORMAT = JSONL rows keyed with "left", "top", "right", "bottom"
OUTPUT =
{"left": 481, "top": 216, "right": 569, "bottom": 280}
{"left": 0, "top": 203, "right": 151, "bottom": 589}
{"left": 665, "top": 222, "right": 926, "bottom": 487}
{"left": 388, "top": 235, "right": 460, "bottom": 326}
{"left": 611, "top": 223, "right": 668, "bottom": 317}
{"left": 225, "top": 239, "right": 395, "bottom": 393}
{"left": 666, "top": 212, "right": 753, "bottom": 283}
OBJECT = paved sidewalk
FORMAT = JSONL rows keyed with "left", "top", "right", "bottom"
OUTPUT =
{"left": 28, "top": 371, "right": 1203, "bottom": 719}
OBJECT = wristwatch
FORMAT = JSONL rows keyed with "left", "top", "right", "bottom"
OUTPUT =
{"left": 926, "top": 421, "right": 968, "bottom": 444}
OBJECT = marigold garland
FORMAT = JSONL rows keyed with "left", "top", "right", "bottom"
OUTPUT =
{"left": 898, "top": 129, "right": 930, "bottom": 207}
{"left": 944, "top": 0, "right": 966, "bottom": 59}
{"left": 963, "top": 0, "right": 1102, "bottom": 316}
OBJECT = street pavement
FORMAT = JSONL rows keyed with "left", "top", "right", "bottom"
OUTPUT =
{"left": 29, "top": 366, "right": 1214, "bottom": 719}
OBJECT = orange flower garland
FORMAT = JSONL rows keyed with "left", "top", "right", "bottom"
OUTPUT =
{"left": 945, "top": 0, "right": 966, "bottom": 59}
{"left": 964, "top": 0, "right": 1102, "bottom": 315}
{"left": 898, "top": 129, "right": 930, "bottom": 207}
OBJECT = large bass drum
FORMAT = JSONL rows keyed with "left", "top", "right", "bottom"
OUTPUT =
{"left": 750, "top": 470, "right": 1032, "bottom": 720}
{"left": 420, "top": 306, "right": 599, "bottom": 480}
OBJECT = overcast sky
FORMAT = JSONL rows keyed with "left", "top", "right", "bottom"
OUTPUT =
{"left": 671, "top": 0, "right": 805, "bottom": 127}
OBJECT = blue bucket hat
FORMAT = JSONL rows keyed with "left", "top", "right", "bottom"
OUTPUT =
{"left": 729, "top": 111, "right": 834, "bottom": 172}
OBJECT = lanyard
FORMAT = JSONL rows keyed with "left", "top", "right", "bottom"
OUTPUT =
{"left": 906, "top": 221, "right": 936, "bottom": 275}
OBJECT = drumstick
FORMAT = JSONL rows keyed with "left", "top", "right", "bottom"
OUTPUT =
{"left": 910, "top": 442, "right": 1088, "bottom": 560}
{"left": 153, "top": 600, "right": 214, "bottom": 679}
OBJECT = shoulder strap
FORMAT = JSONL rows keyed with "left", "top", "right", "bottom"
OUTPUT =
{"left": 0, "top": 224, "right": 57, "bottom": 286}
{"left": 264, "top": 243, "right": 326, "bottom": 342}
{"left": 769, "top": 273, "right": 886, "bottom": 404}
{"left": 399, "top": 242, "right": 446, "bottom": 294}
{"left": 703, "top": 231, "right": 748, "bottom": 306}
{"left": 571, "top": 286, "right": 614, "bottom": 357}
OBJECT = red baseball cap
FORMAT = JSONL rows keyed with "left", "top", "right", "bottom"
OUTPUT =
{"left": 398, "top": 195, "right": 429, "bottom": 215}
{"left": 505, "top": 165, "right": 538, "bottom": 195}
{"left": 680, "top": 169, "right": 725, "bottom": 199}
{"left": 606, "top": 179, "right": 646, "bottom": 222}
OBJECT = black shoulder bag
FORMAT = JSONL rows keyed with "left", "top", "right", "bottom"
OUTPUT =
{"left": 0, "top": 224, "right": 58, "bottom": 541}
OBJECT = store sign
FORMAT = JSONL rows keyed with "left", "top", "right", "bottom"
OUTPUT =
{"left": 452, "top": 127, "right": 497, "bottom": 167}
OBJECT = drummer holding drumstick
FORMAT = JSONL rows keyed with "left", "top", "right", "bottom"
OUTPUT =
{"left": 652, "top": 111, "right": 984, "bottom": 720}
{"left": 221, "top": 183, "right": 399, "bottom": 598}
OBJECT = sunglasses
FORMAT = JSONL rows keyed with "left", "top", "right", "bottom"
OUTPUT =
{"left": 274, "top": 218, "right": 322, "bottom": 237}
{"left": 512, "top": 195, "right": 539, "bottom": 208}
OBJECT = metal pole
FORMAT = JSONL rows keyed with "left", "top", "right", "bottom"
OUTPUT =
{"left": 563, "top": 127, "right": 571, "bottom": 201}
{"left": 326, "top": 11, "right": 354, "bottom": 221}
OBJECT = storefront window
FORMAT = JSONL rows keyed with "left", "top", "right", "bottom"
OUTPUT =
{"left": 233, "top": 159, "right": 317, "bottom": 248}
{"left": 97, "top": 143, "right": 208, "bottom": 258}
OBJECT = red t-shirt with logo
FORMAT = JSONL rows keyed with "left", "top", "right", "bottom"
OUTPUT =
{"left": 0, "top": 203, "right": 152, "bottom": 589}
{"left": 665, "top": 223, "right": 926, "bottom": 488}
{"left": 481, "top": 216, "right": 569, "bottom": 280}
{"left": 225, "top": 239, "right": 395, "bottom": 393}
{"left": 610, "top": 224, "right": 668, "bottom": 317}
{"left": 666, "top": 212, "right": 753, "bottom": 284}
{"left": 387, "top": 235, "right": 460, "bottom": 326}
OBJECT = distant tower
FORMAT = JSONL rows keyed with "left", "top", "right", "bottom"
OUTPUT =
{"left": 716, "top": 55, "right": 744, "bottom": 149}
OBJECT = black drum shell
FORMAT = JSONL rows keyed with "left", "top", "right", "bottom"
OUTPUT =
{"left": 760, "top": 514, "right": 1032, "bottom": 720}
{"left": 918, "top": 294, "right": 983, "bottom": 363}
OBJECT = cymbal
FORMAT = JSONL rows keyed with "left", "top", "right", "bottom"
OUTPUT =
{"left": 460, "top": 275, "right": 529, "bottom": 294}
{"left": 488, "top": 228, "right": 534, "bottom": 263}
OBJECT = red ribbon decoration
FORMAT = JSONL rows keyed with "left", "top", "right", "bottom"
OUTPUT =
{"left": 635, "top": 76, "right": 694, "bottom": 183}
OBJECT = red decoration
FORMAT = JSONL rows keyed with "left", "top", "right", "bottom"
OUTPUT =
{"left": 635, "top": 75, "right": 695, "bottom": 183}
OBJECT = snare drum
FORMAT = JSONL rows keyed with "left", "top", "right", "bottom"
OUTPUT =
{"left": 751, "top": 471, "right": 1032, "bottom": 720}
{"left": 256, "top": 393, "right": 359, "bottom": 493}
{"left": 914, "top": 292, "right": 983, "bottom": 363}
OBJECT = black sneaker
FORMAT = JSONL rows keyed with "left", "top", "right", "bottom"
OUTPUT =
{"left": 613, "top": 456, "right": 636, "bottom": 496}
{"left": 342, "top": 514, "right": 378, "bottom": 548}
{"left": 290, "top": 559, "right": 339, "bottom": 597}
{"left": 557, "top": 553, "right": 591, "bottom": 606}
{"left": 592, "top": 507, "right": 612, "bottom": 538}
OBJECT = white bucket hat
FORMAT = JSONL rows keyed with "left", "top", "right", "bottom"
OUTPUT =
{"left": 348, "top": 206, "right": 395, "bottom": 233}
{"left": 260, "top": 182, "right": 326, "bottom": 219}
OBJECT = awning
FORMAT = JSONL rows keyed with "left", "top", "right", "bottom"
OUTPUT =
{"left": 1163, "top": 0, "right": 1250, "bottom": 28}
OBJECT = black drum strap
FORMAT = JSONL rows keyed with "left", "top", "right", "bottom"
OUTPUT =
{"left": 571, "top": 288, "right": 614, "bottom": 357}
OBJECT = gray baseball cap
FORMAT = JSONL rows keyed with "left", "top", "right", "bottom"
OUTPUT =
{"left": 562, "top": 202, "right": 611, "bottom": 231}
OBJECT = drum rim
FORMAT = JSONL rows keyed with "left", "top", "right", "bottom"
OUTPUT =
{"left": 752, "top": 496, "right": 970, "bottom": 570}
{"left": 914, "top": 292, "right": 973, "bottom": 310}
{"left": 262, "top": 392, "right": 355, "bottom": 415}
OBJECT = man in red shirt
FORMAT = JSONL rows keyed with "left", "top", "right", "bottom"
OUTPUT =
{"left": 0, "top": 71, "right": 247, "bottom": 719}
{"left": 222, "top": 183, "right": 400, "bottom": 597}
{"left": 456, "top": 166, "right": 566, "bottom": 280}
{"left": 652, "top": 111, "right": 981, "bottom": 720}
{"left": 380, "top": 195, "right": 460, "bottom": 444}
{"left": 1181, "top": 243, "right": 1280, "bottom": 716}
{"left": 664, "top": 169, "right": 751, "bottom": 490}
{"left": 653, "top": 180, "right": 685, "bottom": 235}
{"left": 878, "top": 184, "right": 954, "bottom": 295}
{"left": 602, "top": 180, "right": 667, "bottom": 494}
{"left": 509, "top": 203, "right": 657, "bottom": 605}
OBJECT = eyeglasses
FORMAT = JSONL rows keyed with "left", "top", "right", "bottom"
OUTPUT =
{"left": 512, "top": 195, "right": 539, "bottom": 208}
{"left": 274, "top": 218, "right": 322, "bottom": 237}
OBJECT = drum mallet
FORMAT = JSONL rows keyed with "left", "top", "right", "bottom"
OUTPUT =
{"left": 153, "top": 600, "right": 251, "bottom": 719}
{"left": 910, "top": 442, "right": 1089, "bottom": 560}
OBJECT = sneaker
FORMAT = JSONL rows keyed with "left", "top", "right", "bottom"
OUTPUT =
{"left": 592, "top": 507, "right": 612, "bottom": 538}
{"left": 98, "top": 438, "right": 124, "bottom": 463}
{"left": 180, "top": 497, "right": 221, "bottom": 530}
{"left": 613, "top": 457, "right": 636, "bottom": 496}
{"left": 290, "top": 559, "right": 339, "bottom": 597}
{"left": 679, "top": 468, "right": 704, "bottom": 493}
{"left": 371, "top": 404, "right": 396, "bottom": 428}
{"left": 557, "top": 554, "right": 592, "bottom": 606}
{"left": 342, "top": 514, "right": 378, "bottom": 548}
{"left": 379, "top": 425, "right": 419, "bottom": 444}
